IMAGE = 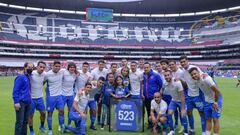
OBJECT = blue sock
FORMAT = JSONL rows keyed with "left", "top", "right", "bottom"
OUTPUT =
{"left": 201, "top": 115, "right": 206, "bottom": 132}
{"left": 58, "top": 113, "right": 64, "bottom": 125}
{"left": 174, "top": 111, "right": 179, "bottom": 125}
{"left": 90, "top": 114, "right": 96, "bottom": 126}
{"left": 97, "top": 116, "right": 101, "bottom": 123}
{"left": 68, "top": 112, "right": 71, "bottom": 125}
{"left": 47, "top": 115, "right": 52, "bottom": 130}
{"left": 167, "top": 114, "right": 174, "bottom": 130}
{"left": 162, "top": 121, "right": 168, "bottom": 132}
{"left": 182, "top": 116, "right": 188, "bottom": 133}
{"left": 40, "top": 121, "right": 44, "bottom": 128}
{"left": 188, "top": 113, "right": 194, "bottom": 130}
{"left": 29, "top": 126, "right": 34, "bottom": 131}
{"left": 80, "top": 117, "right": 86, "bottom": 135}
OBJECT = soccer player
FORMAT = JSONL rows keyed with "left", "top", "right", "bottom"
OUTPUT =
{"left": 62, "top": 62, "right": 77, "bottom": 127}
{"left": 75, "top": 62, "right": 92, "bottom": 95}
{"left": 138, "top": 58, "right": 145, "bottom": 73}
{"left": 143, "top": 62, "right": 163, "bottom": 128}
{"left": 189, "top": 67, "right": 222, "bottom": 135}
{"left": 91, "top": 59, "right": 108, "bottom": 81}
{"left": 12, "top": 62, "right": 34, "bottom": 135}
{"left": 129, "top": 61, "right": 143, "bottom": 99}
{"left": 45, "top": 61, "right": 65, "bottom": 135}
{"left": 162, "top": 70, "right": 188, "bottom": 135}
{"left": 179, "top": 55, "right": 206, "bottom": 135}
{"left": 169, "top": 60, "right": 186, "bottom": 132}
{"left": 87, "top": 77, "right": 105, "bottom": 130}
{"left": 117, "top": 58, "right": 129, "bottom": 74}
{"left": 149, "top": 92, "right": 168, "bottom": 135}
{"left": 29, "top": 61, "right": 46, "bottom": 135}
{"left": 68, "top": 82, "right": 93, "bottom": 135}
{"left": 108, "top": 63, "right": 119, "bottom": 78}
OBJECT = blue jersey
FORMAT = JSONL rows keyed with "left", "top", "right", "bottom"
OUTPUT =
{"left": 12, "top": 74, "right": 31, "bottom": 104}
{"left": 114, "top": 86, "right": 129, "bottom": 97}
{"left": 123, "top": 77, "right": 131, "bottom": 89}
{"left": 102, "top": 82, "right": 115, "bottom": 105}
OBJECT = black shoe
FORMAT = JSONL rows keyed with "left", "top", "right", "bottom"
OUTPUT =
{"left": 90, "top": 125, "right": 97, "bottom": 130}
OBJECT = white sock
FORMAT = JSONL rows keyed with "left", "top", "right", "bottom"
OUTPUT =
{"left": 206, "top": 131, "right": 211, "bottom": 135}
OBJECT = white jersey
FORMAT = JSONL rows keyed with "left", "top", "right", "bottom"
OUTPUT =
{"left": 163, "top": 79, "right": 183, "bottom": 102}
{"left": 129, "top": 70, "right": 143, "bottom": 96}
{"left": 74, "top": 91, "right": 89, "bottom": 113}
{"left": 172, "top": 68, "right": 184, "bottom": 79}
{"left": 45, "top": 70, "right": 63, "bottom": 96}
{"left": 182, "top": 65, "right": 203, "bottom": 97}
{"left": 91, "top": 67, "right": 108, "bottom": 81}
{"left": 196, "top": 76, "right": 216, "bottom": 103}
{"left": 137, "top": 68, "right": 144, "bottom": 74}
{"left": 62, "top": 69, "right": 77, "bottom": 96}
{"left": 30, "top": 70, "right": 46, "bottom": 99}
{"left": 151, "top": 99, "right": 168, "bottom": 115}
{"left": 75, "top": 70, "right": 93, "bottom": 93}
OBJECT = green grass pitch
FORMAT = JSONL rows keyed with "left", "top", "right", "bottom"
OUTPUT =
{"left": 0, "top": 76, "right": 240, "bottom": 135}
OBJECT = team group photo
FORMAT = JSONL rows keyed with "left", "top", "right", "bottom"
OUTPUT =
{"left": 0, "top": 0, "right": 240, "bottom": 135}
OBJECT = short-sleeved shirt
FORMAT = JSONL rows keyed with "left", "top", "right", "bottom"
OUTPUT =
{"left": 163, "top": 79, "right": 183, "bottom": 102}
{"left": 31, "top": 70, "right": 45, "bottom": 99}
{"left": 75, "top": 70, "right": 92, "bottom": 93}
{"left": 91, "top": 67, "right": 108, "bottom": 81}
{"left": 196, "top": 76, "right": 216, "bottom": 103}
{"left": 62, "top": 69, "right": 77, "bottom": 96}
{"left": 172, "top": 68, "right": 184, "bottom": 79}
{"left": 45, "top": 70, "right": 63, "bottom": 96}
{"left": 74, "top": 91, "right": 89, "bottom": 113}
{"left": 151, "top": 99, "right": 168, "bottom": 115}
{"left": 129, "top": 70, "right": 143, "bottom": 96}
{"left": 182, "top": 65, "right": 203, "bottom": 97}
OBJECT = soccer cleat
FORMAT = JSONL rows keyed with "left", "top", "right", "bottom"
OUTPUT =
{"left": 60, "top": 124, "right": 65, "bottom": 134}
{"left": 30, "top": 131, "right": 35, "bottom": 135}
{"left": 39, "top": 126, "right": 47, "bottom": 133}
{"left": 178, "top": 126, "right": 184, "bottom": 134}
{"left": 188, "top": 130, "right": 195, "bottom": 135}
{"left": 90, "top": 125, "right": 97, "bottom": 130}
{"left": 48, "top": 130, "right": 52, "bottom": 135}
{"left": 167, "top": 130, "right": 175, "bottom": 135}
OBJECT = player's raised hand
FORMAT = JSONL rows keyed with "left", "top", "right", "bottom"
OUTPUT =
{"left": 14, "top": 103, "right": 21, "bottom": 111}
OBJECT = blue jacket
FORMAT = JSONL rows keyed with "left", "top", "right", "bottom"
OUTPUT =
{"left": 12, "top": 74, "right": 31, "bottom": 104}
{"left": 101, "top": 81, "right": 115, "bottom": 105}
{"left": 143, "top": 69, "right": 163, "bottom": 99}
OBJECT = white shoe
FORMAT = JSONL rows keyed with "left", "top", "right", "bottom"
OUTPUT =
{"left": 167, "top": 130, "right": 174, "bottom": 135}
{"left": 184, "top": 133, "right": 188, "bottom": 135}
{"left": 48, "top": 130, "right": 52, "bottom": 135}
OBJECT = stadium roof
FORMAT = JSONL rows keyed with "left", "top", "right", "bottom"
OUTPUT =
{"left": 1, "top": 0, "right": 240, "bottom": 14}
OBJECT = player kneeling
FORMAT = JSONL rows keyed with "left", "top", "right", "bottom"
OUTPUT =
{"left": 149, "top": 92, "right": 168, "bottom": 135}
{"left": 189, "top": 67, "right": 222, "bottom": 135}
{"left": 67, "top": 82, "right": 92, "bottom": 135}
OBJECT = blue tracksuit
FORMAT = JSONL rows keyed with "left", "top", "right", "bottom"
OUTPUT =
{"left": 143, "top": 69, "right": 163, "bottom": 99}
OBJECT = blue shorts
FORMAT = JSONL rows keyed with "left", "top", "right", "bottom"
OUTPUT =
{"left": 162, "top": 94, "right": 172, "bottom": 105}
{"left": 204, "top": 94, "right": 223, "bottom": 119}
{"left": 46, "top": 95, "right": 64, "bottom": 112}
{"left": 186, "top": 95, "right": 204, "bottom": 112}
{"left": 30, "top": 97, "right": 45, "bottom": 114}
{"left": 87, "top": 100, "right": 97, "bottom": 110}
{"left": 168, "top": 101, "right": 185, "bottom": 111}
{"left": 62, "top": 95, "right": 74, "bottom": 109}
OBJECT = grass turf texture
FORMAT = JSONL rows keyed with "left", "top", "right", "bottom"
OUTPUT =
{"left": 0, "top": 76, "right": 240, "bottom": 135}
